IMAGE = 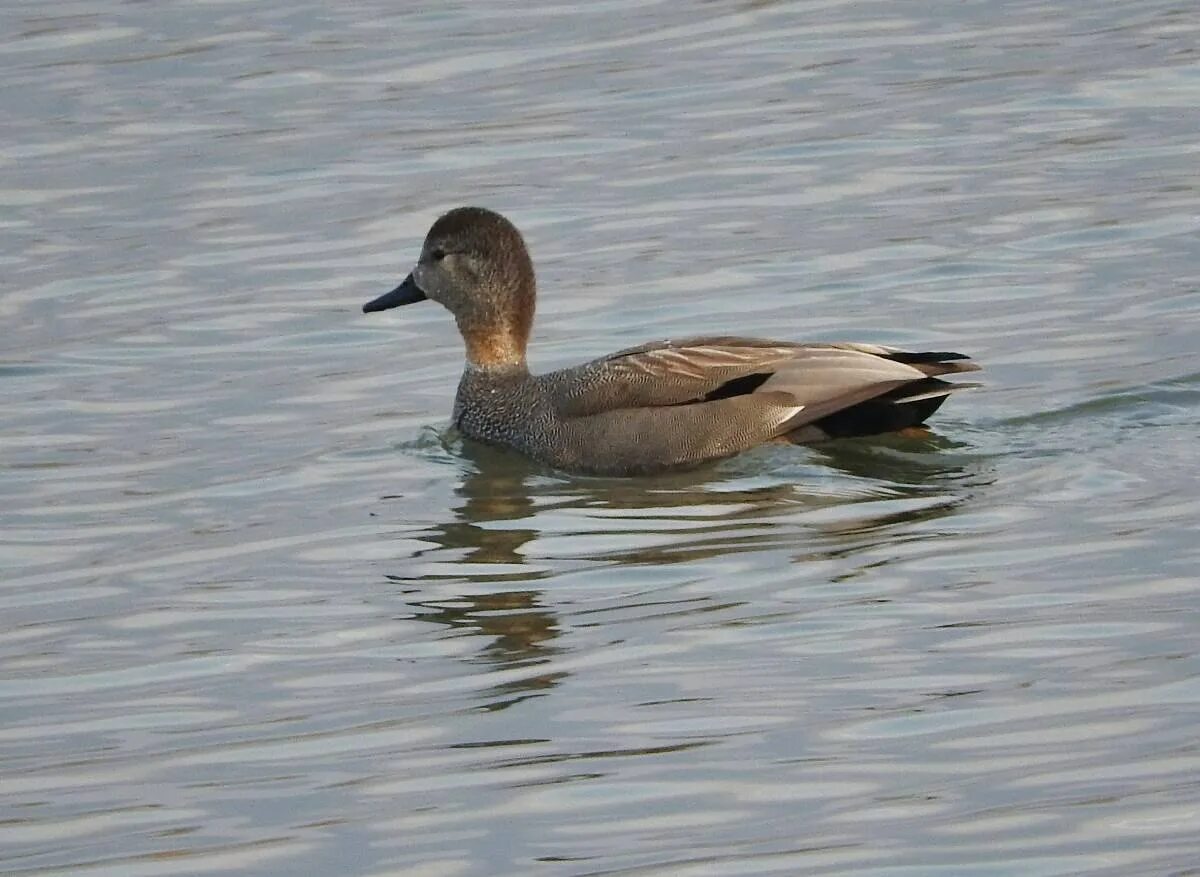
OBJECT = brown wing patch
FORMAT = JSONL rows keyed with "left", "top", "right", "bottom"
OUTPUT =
{"left": 610, "top": 344, "right": 798, "bottom": 381}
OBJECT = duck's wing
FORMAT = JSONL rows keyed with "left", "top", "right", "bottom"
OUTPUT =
{"left": 550, "top": 336, "right": 807, "bottom": 416}
{"left": 550, "top": 336, "right": 979, "bottom": 419}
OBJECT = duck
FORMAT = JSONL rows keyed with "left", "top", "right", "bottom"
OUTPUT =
{"left": 362, "top": 207, "right": 980, "bottom": 476}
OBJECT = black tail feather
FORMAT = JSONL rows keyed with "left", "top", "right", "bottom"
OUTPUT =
{"left": 804, "top": 379, "right": 956, "bottom": 440}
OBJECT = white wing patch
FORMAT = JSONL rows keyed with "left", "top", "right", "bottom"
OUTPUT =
{"left": 773, "top": 404, "right": 806, "bottom": 427}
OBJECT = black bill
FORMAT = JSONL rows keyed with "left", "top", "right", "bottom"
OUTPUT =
{"left": 362, "top": 274, "right": 426, "bottom": 313}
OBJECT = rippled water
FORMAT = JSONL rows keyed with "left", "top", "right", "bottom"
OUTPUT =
{"left": 4, "top": 1, "right": 1200, "bottom": 874}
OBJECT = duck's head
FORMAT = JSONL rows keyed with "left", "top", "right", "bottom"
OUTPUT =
{"left": 363, "top": 206, "right": 535, "bottom": 370}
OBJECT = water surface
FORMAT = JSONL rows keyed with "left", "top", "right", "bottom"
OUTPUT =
{"left": 3, "top": 1, "right": 1199, "bottom": 874}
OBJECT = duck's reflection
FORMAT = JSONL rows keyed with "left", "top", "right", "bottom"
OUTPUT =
{"left": 809, "top": 428, "right": 985, "bottom": 487}
{"left": 420, "top": 443, "right": 542, "bottom": 567}
{"left": 386, "top": 445, "right": 563, "bottom": 706}
{"left": 385, "top": 430, "right": 991, "bottom": 692}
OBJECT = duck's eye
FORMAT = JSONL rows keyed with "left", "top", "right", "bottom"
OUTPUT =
{"left": 430, "top": 247, "right": 446, "bottom": 262}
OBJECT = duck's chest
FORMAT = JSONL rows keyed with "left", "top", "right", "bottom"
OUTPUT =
{"left": 452, "top": 371, "right": 553, "bottom": 450}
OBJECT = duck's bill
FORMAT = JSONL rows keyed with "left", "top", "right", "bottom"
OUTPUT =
{"left": 363, "top": 274, "right": 426, "bottom": 313}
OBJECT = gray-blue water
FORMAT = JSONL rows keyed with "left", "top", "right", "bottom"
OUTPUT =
{"left": 3, "top": 2, "right": 1199, "bottom": 874}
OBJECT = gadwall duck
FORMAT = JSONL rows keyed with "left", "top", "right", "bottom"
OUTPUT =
{"left": 363, "top": 207, "right": 980, "bottom": 476}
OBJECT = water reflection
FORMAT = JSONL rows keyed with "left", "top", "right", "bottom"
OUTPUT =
{"left": 387, "top": 445, "right": 562, "bottom": 703}
{"left": 414, "top": 443, "right": 543, "bottom": 569}
{"left": 379, "top": 429, "right": 989, "bottom": 687}
{"left": 421, "top": 427, "right": 988, "bottom": 552}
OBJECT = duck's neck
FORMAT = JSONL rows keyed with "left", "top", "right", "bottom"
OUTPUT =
{"left": 455, "top": 277, "right": 535, "bottom": 372}
{"left": 460, "top": 322, "right": 529, "bottom": 372}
